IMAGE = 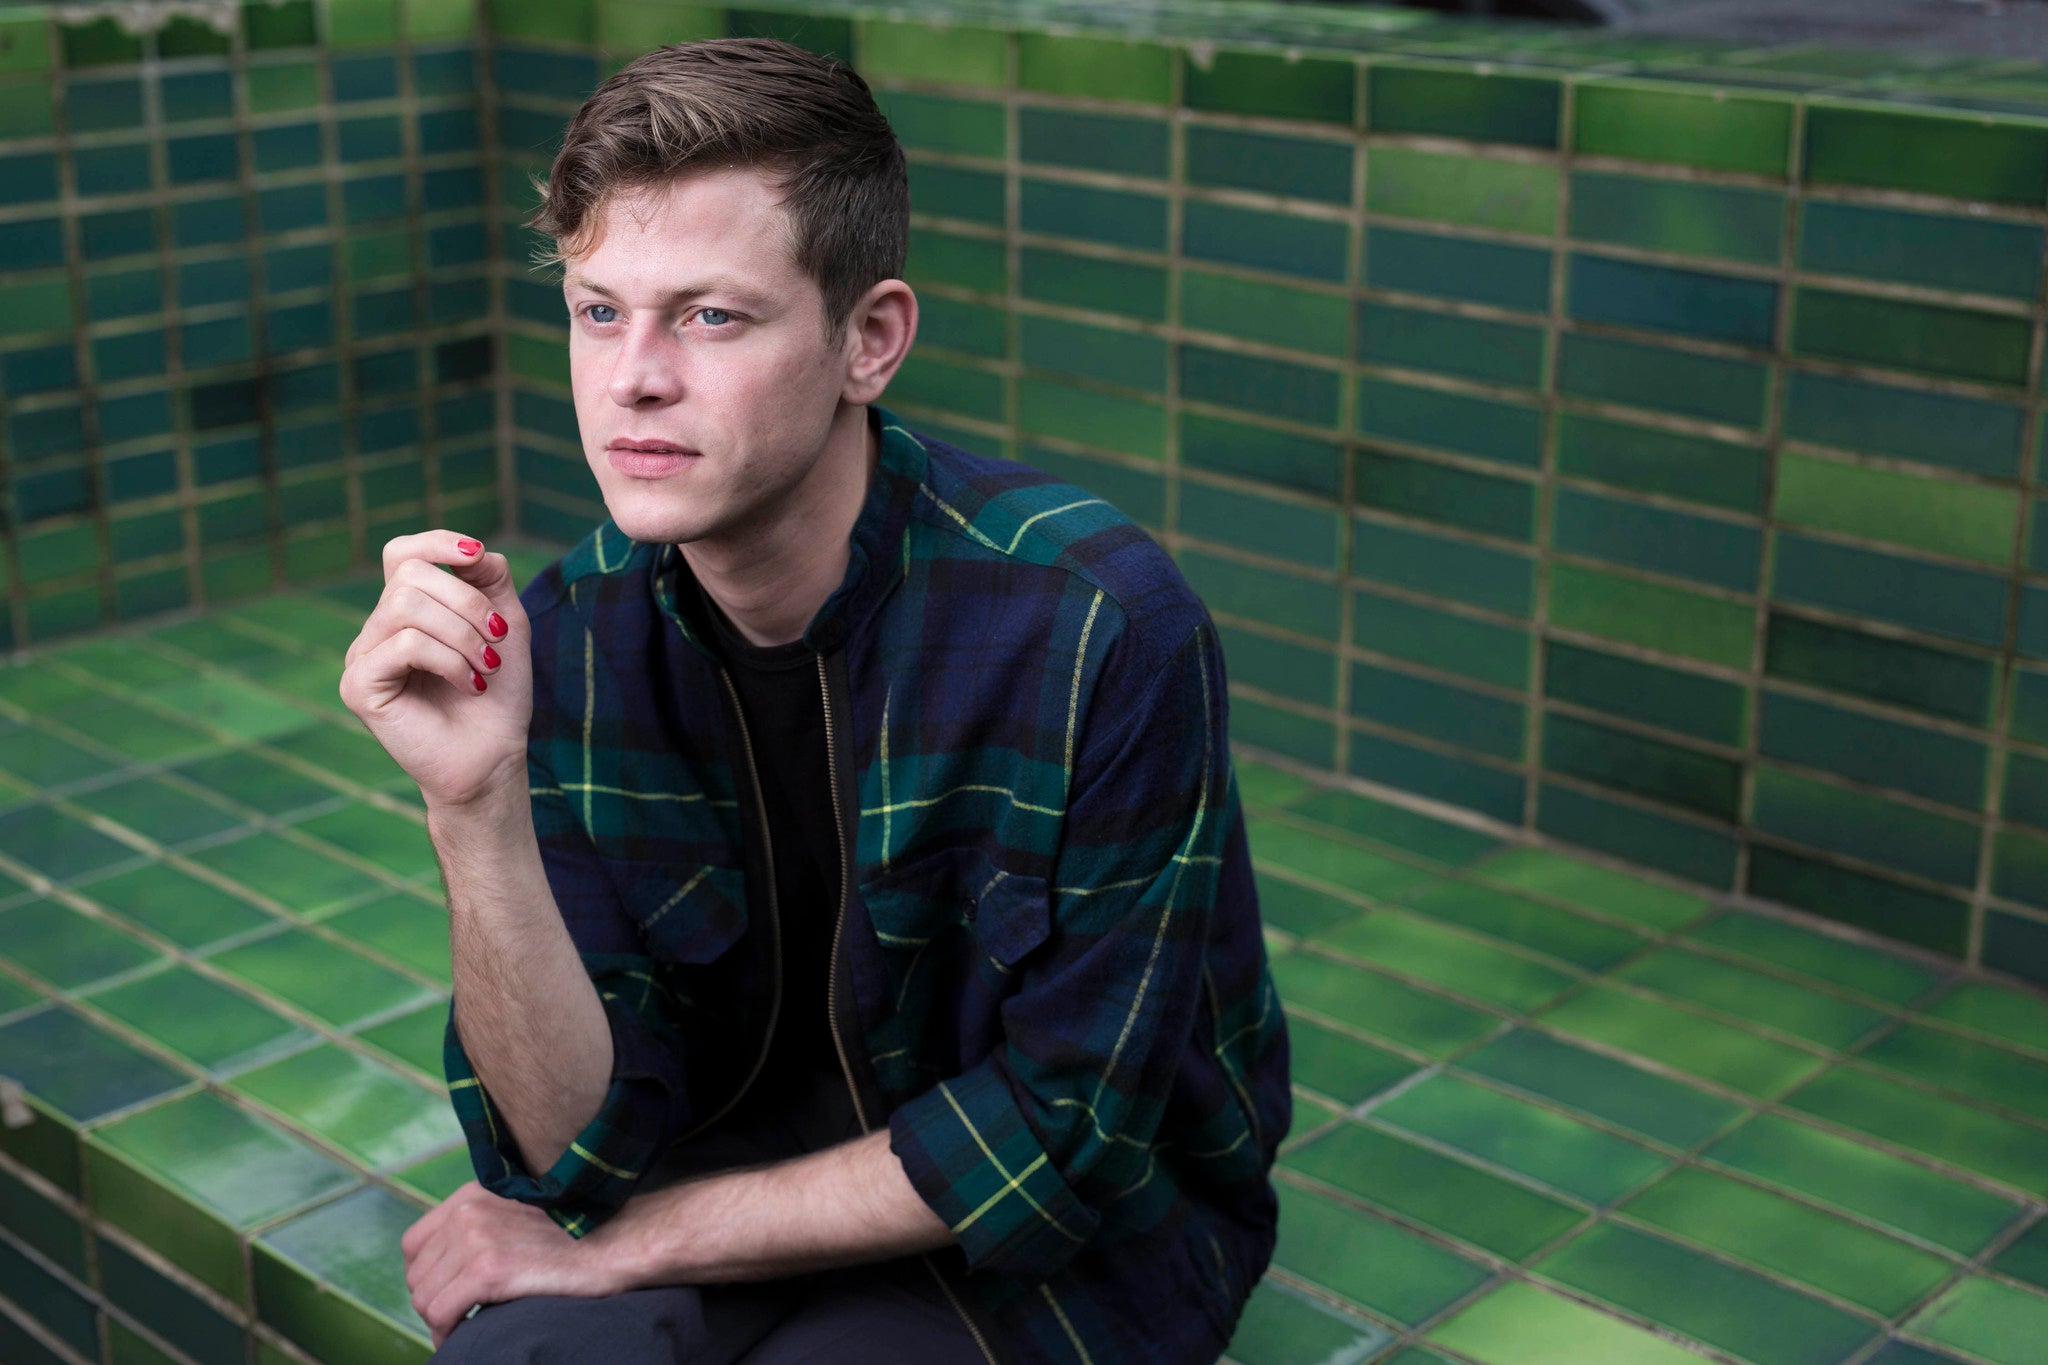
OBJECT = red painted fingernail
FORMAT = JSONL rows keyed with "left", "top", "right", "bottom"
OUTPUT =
{"left": 482, "top": 644, "right": 500, "bottom": 669}
{"left": 487, "top": 612, "right": 506, "bottom": 638}
{"left": 457, "top": 539, "right": 481, "bottom": 555}
{"left": 472, "top": 670, "right": 486, "bottom": 692}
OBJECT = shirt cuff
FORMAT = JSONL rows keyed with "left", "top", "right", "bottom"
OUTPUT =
{"left": 443, "top": 994, "right": 682, "bottom": 1238}
{"left": 886, "top": 1059, "right": 1102, "bottom": 1283}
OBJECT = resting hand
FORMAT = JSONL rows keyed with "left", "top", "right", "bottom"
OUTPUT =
{"left": 400, "top": 1180, "right": 627, "bottom": 1349}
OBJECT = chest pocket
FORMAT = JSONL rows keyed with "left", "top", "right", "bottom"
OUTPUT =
{"left": 859, "top": 843, "right": 1053, "bottom": 972}
{"left": 613, "top": 857, "right": 751, "bottom": 964}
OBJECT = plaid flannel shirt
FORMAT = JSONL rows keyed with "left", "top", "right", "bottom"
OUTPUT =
{"left": 443, "top": 404, "right": 1292, "bottom": 1363}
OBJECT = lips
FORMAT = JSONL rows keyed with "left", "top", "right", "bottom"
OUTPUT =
{"left": 609, "top": 439, "right": 700, "bottom": 456}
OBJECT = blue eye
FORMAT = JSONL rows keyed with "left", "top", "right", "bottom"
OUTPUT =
{"left": 583, "top": 303, "right": 619, "bottom": 324}
{"left": 698, "top": 308, "right": 731, "bottom": 326}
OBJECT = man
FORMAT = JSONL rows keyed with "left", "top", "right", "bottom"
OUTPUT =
{"left": 339, "top": 36, "right": 1290, "bottom": 1365}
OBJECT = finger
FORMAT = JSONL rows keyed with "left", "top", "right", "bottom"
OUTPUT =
{"left": 399, "top": 1198, "right": 453, "bottom": 1260}
{"left": 380, "top": 529, "right": 487, "bottom": 585}
{"left": 410, "top": 1231, "right": 466, "bottom": 1324}
{"left": 345, "top": 565, "right": 509, "bottom": 678}
{"left": 427, "top": 1266, "right": 494, "bottom": 1346}
{"left": 342, "top": 625, "right": 489, "bottom": 712}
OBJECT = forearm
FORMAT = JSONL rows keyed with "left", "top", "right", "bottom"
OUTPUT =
{"left": 429, "top": 774, "right": 610, "bottom": 1178}
{"left": 589, "top": 1128, "right": 955, "bottom": 1287}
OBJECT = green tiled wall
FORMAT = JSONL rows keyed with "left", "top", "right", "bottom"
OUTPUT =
{"left": 488, "top": 0, "right": 2048, "bottom": 992}
{"left": 0, "top": 0, "right": 505, "bottom": 651}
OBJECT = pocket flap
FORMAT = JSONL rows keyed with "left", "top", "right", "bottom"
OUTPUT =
{"left": 861, "top": 845, "right": 1052, "bottom": 968}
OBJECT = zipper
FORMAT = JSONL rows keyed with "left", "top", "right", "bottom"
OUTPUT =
{"left": 675, "top": 667, "right": 783, "bottom": 1142}
{"left": 817, "top": 652, "right": 1001, "bottom": 1365}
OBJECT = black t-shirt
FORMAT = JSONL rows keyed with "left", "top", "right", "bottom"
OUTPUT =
{"left": 690, "top": 574, "right": 857, "bottom": 1140}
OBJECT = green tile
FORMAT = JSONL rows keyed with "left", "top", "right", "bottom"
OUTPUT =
{"left": 1021, "top": 314, "right": 1165, "bottom": 394}
{"left": 1798, "top": 200, "right": 2044, "bottom": 303}
{"left": 1356, "top": 375, "right": 1544, "bottom": 469}
{"left": 1791, "top": 287, "right": 2031, "bottom": 388}
{"left": 1905, "top": 1275, "right": 2048, "bottom": 1365}
{"left": 0, "top": 14, "right": 51, "bottom": 75}
{"left": 244, "top": 61, "right": 320, "bottom": 114}
{"left": 1455, "top": 1026, "right": 1745, "bottom": 1149}
{"left": 75, "top": 862, "right": 276, "bottom": 950}
{"left": 1225, "top": 1278, "right": 1391, "bottom": 1365}
{"left": 1615, "top": 945, "right": 1884, "bottom": 1054}
{"left": 1253, "top": 816, "right": 1437, "bottom": 898}
{"left": 1805, "top": 102, "right": 2048, "bottom": 206}
{"left": 1023, "top": 106, "right": 1168, "bottom": 178}
{"left": 1350, "top": 589, "right": 1531, "bottom": 692}
{"left": 1364, "top": 225, "right": 1551, "bottom": 313}
{"left": 229, "top": 1041, "right": 457, "bottom": 1170}
{"left": 80, "top": 963, "right": 311, "bottom": 1075}
{"left": 1429, "top": 1278, "right": 1708, "bottom": 1365}
{"left": 1554, "top": 489, "right": 1760, "bottom": 594}
{"left": 320, "top": 894, "right": 450, "bottom": 983}
{"left": 1367, "top": 146, "right": 1557, "bottom": 235}
{"left": 354, "top": 999, "right": 448, "bottom": 1078}
{"left": 326, "top": 0, "right": 399, "bottom": 46}
{"left": 1683, "top": 909, "right": 1940, "bottom": 1007}
{"left": 1545, "top": 641, "right": 1747, "bottom": 747}
{"left": 1358, "top": 302, "right": 1546, "bottom": 389}
{"left": 1920, "top": 979, "right": 2048, "bottom": 1053}
{"left": 1389, "top": 876, "right": 1645, "bottom": 973}
{"left": 0, "top": 719, "right": 117, "bottom": 787}
{"left": 1349, "top": 659, "right": 1524, "bottom": 762}
{"left": 1753, "top": 765, "right": 1979, "bottom": 889}
{"left": 1283, "top": 1120, "right": 1585, "bottom": 1259}
{"left": 1187, "top": 125, "right": 1352, "bottom": 205}
{"left": 1546, "top": 562, "right": 1754, "bottom": 669}
{"left": 1185, "top": 48, "right": 1354, "bottom": 126}
{"left": 0, "top": 276, "right": 72, "bottom": 338}
{"left": 724, "top": 10, "right": 850, "bottom": 63}
{"left": 1318, "top": 910, "right": 1577, "bottom": 1012}
{"left": 1758, "top": 691, "right": 1987, "bottom": 811}
{"left": 0, "top": 801, "right": 137, "bottom": 882}
{"left": 880, "top": 92, "right": 1005, "bottom": 158}
{"left": 1534, "top": 1220, "right": 1878, "bottom": 1365}
{"left": 1018, "top": 32, "right": 1171, "bottom": 104}
{"left": 857, "top": 18, "right": 1004, "bottom": 88}
{"left": 209, "top": 926, "right": 437, "bottom": 1027}
{"left": 290, "top": 801, "right": 437, "bottom": 881}
{"left": 1017, "top": 377, "right": 1163, "bottom": 459}
{"left": 1784, "top": 1063, "right": 2048, "bottom": 1197}
{"left": 1572, "top": 80, "right": 1793, "bottom": 175}
{"left": 1471, "top": 845, "right": 1708, "bottom": 931}
{"left": 60, "top": 16, "right": 141, "bottom": 67}
{"left": 1765, "top": 613, "right": 1992, "bottom": 726}
{"left": 1857, "top": 1023, "right": 2048, "bottom": 1125}
{"left": 86, "top": 1088, "right": 355, "bottom": 1299}
{"left": 1773, "top": 452, "right": 2015, "bottom": 567}
{"left": 1285, "top": 1012, "right": 1419, "bottom": 1106}
{"left": 1372, "top": 1071, "right": 1670, "bottom": 1203}
{"left": 1535, "top": 780, "right": 1739, "bottom": 890}
{"left": 1184, "top": 201, "right": 1348, "bottom": 284}
{"left": 1181, "top": 269, "right": 1347, "bottom": 359}
{"left": 1269, "top": 948, "right": 1497, "bottom": 1059}
{"left": 183, "top": 829, "right": 386, "bottom": 916}
{"left": 63, "top": 773, "right": 244, "bottom": 845}
{"left": 1557, "top": 331, "right": 1769, "bottom": 429}
{"left": 392, "top": 1143, "right": 473, "bottom": 1202}
{"left": 487, "top": 0, "right": 587, "bottom": 41}
{"left": 1181, "top": 482, "right": 1340, "bottom": 572}
{"left": 0, "top": 899, "right": 160, "bottom": 989}
{"left": 1284, "top": 788, "right": 1500, "bottom": 868}
{"left": 1617, "top": 1164, "right": 1953, "bottom": 1316}
{"left": 1991, "top": 1217, "right": 2048, "bottom": 1293}
{"left": 1023, "top": 247, "right": 1166, "bottom": 323}
{"left": 1749, "top": 845, "right": 1970, "bottom": 958}
{"left": 1569, "top": 171, "right": 1783, "bottom": 265}
{"left": 1270, "top": 1178, "right": 1492, "bottom": 1326}
{"left": 1368, "top": 61, "right": 1559, "bottom": 147}
{"left": 1702, "top": 1110, "right": 2023, "bottom": 1257}
{"left": 1538, "top": 983, "right": 1827, "bottom": 1099}
{"left": 253, "top": 1184, "right": 431, "bottom": 1364}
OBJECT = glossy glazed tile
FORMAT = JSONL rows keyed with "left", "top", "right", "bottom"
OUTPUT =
{"left": 86, "top": 1088, "right": 357, "bottom": 1299}
{"left": 252, "top": 1184, "right": 432, "bottom": 1364}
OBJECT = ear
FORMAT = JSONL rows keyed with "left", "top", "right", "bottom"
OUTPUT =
{"left": 841, "top": 279, "right": 918, "bottom": 407}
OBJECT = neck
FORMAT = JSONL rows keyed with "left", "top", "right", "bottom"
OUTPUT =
{"left": 680, "top": 404, "right": 877, "bottom": 650}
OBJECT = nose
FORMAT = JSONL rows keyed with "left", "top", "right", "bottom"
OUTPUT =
{"left": 607, "top": 320, "right": 682, "bottom": 408}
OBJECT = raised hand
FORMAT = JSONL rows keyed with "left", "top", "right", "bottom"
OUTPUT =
{"left": 339, "top": 532, "right": 534, "bottom": 810}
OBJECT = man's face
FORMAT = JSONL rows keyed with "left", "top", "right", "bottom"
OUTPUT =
{"left": 563, "top": 166, "right": 851, "bottom": 550}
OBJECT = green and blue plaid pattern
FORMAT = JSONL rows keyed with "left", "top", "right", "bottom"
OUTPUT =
{"left": 444, "top": 405, "right": 1292, "bottom": 1361}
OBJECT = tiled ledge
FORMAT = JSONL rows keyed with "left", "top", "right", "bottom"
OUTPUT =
{"left": 0, "top": 558, "right": 2043, "bottom": 1364}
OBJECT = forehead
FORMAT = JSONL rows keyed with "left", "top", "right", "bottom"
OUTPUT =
{"left": 569, "top": 165, "right": 802, "bottom": 283}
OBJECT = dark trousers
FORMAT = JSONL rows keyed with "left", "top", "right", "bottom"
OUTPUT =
{"left": 429, "top": 1066, "right": 987, "bottom": 1365}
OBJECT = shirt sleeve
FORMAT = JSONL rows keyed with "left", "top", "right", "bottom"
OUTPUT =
{"left": 441, "top": 611, "right": 694, "bottom": 1237}
{"left": 885, "top": 616, "right": 1237, "bottom": 1283}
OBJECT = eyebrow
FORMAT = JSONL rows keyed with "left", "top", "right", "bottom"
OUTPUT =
{"left": 563, "top": 274, "right": 768, "bottom": 307}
